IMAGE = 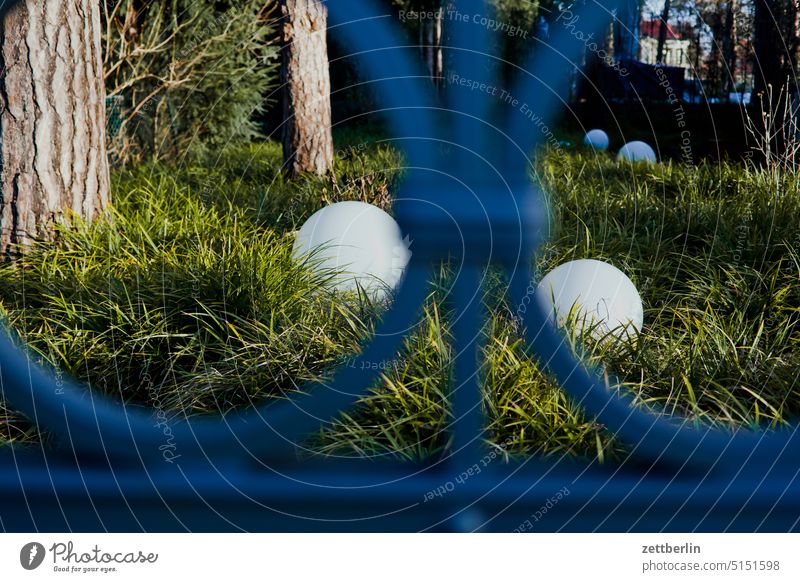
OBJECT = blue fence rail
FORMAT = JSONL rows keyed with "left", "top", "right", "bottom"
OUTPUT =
{"left": 1, "top": 0, "right": 799, "bottom": 532}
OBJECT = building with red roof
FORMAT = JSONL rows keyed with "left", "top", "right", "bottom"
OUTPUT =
{"left": 640, "top": 18, "right": 690, "bottom": 69}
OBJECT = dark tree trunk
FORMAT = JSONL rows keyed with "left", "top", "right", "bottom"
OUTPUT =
{"left": 279, "top": 0, "right": 333, "bottom": 178}
{"left": 614, "top": 0, "right": 641, "bottom": 61}
{"left": 434, "top": 9, "right": 443, "bottom": 84}
{"left": 753, "top": 0, "right": 798, "bottom": 98}
{"left": 688, "top": 11, "right": 702, "bottom": 101}
{"left": 656, "top": 0, "right": 671, "bottom": 64}
{"left": 419, "top": 4, "right": 444, "bottom": 86}
{"left": 721, "top": 0, "right": 737, "bottom": 98}
{"left": 707, "top": 10, "right": 723, "bottom": 98}
{"left": 0, "top": 0, "right": 110, "bottom": 258}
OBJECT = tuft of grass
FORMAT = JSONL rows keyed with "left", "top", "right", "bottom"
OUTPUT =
{"left": 1, "top": 139, "right": 799, "bottom": 464}
{"left": 530, "top": 150, "right": 800, "bottom": 431}
{"left": 0, "top": 174, "right": 380, "bottom": 414}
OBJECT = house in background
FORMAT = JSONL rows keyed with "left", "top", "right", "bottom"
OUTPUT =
{"left": 639, "top": 19, "right": 691, "bottom": 69}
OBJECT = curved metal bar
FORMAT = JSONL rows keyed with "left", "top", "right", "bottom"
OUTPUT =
{"left": 501, "top": 0, "right": 800, "bottom": 471}
{"left": 508, "top": 262, "right": 800, "bottom": 473}
{"left": 0, "top": 0, "right": 795, "bottom": 481}
{"left": 505, "top": 0, "right": 626, "bottom": 178}
{"left": 446, "top": 0, "right": 492, "bottom": 156}
{"left": 1, "top": 260, "right": 431, "bottom": 461}
{"left": 1, "top": 0, "right": 442, "bottom": 461}
{"left": 326, "top": 0, "right": 443, "bottom": 170}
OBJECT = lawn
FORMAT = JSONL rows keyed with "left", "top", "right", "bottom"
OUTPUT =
{"left": 1, "top": 132, "right": 799, "bottom": 463}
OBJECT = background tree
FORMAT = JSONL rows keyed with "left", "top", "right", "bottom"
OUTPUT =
{"left": 420, "top": 0, "right": 445, "bottom": 84}
{"left": 656, "top": 0, "right": 673, "bottom": 63}
{"left": 491, "top": 0, "right": 539, "bottom": 84}
{"left": 390, "top": 0, "right": 548, "bottom": 85}
{"left": 615, "top": 0, "right": 643, "bottom": 61}
{"left": 279, "top": 0, "right": 334, "bottom": 178}
{"left": 102, "top": 0, "right": 278, "bottom": 163}
{"left": 0, "top": 0, "right": 110, "bottom": 258}
{"left": 752, "top": 0, "right": 799, "bottom": 97}
{"left": 704, "top": 2, "right": 726, "bottom": 97}
{"left": 721, "top": 0, "right": 738, "bottom": 95}
{"left": 697, "top": 0, "right": 742, "bottom": 99}
{"left": 389, "top": 0, "right": 446, "bottom": 85}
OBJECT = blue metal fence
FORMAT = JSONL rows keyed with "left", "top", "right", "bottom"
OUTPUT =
{"left": 0, "top": 0, "right": 799, "bottom": 532}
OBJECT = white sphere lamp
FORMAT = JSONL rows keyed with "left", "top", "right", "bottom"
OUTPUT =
{"left": 617, "top": 141, "right": 657, "bottom": 163}
{"left": 534, "top": 259, "right": 643, "bottom": 340}
{"left": 583, "top": 129, "right": 610, "bottom": 151}
{"left": 293, "top": 201, "right": 411, "bottom": 300}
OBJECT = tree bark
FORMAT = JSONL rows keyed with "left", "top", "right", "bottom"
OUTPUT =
{"left": 279, "top": 0, "right": 333, "bottom": 178}
{"left": 0, "top": 0, "right": 110, "bottom": 258}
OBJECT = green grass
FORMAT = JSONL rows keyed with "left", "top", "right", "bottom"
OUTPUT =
{"left": 1, "top": 136, "right": 799, "bottom": 464}
{"left": 533, "top": 151, "right": 800, "bottom": 430}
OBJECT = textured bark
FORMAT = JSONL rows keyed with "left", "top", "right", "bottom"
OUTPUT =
{"left": 279, "top": 0, "right": 333, "bottom": 178}
{"left": 0, "top": 0, "right": 110, "bottom": 258}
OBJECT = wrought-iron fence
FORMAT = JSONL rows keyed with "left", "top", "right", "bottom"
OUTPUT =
{"left": 0, "top": 0, "right": 799, "bottom": 532}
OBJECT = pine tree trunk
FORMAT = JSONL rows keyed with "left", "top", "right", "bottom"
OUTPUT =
{"left": 0, "top": 0, "right": 110, "bottom": 258}
{"left": 279, "top": 0, "right": 333, "bottom": 178}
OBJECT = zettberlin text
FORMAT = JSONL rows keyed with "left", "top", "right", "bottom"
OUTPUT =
{"left": 642, "top": 543, "right": 701, "bottom": 554}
